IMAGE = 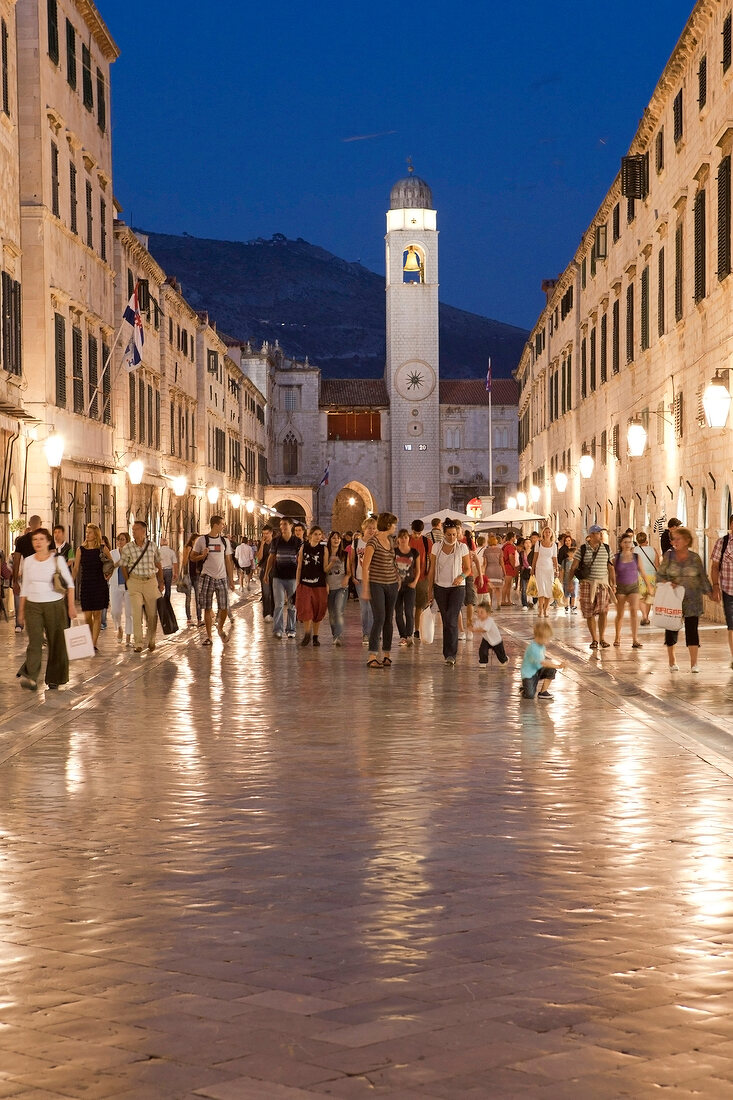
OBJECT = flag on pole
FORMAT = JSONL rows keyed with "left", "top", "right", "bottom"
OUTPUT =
{"left": 485, "top": 358, "right": 492, "bottom": 393}
{"left": 122, "top": 285, "right": 144, "bottom": 370}
{"left": 318, "top": 461, "right": 330, "bottom": 488}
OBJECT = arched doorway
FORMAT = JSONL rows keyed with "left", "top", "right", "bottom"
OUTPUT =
{"left": 274, "top": 498, "right": 307, "bottom": 521}
{"left": 331, "top": 481, "right": 375, "bottom": 533}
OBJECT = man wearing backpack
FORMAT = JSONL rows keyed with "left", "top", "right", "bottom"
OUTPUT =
{"left": 569, "top": 524, "right": 616, "bottom": 649}
{"left": 711, "top": 514, "right": 733, "bottom": 668}
{"left": 191, "top": 515, "right": 235, "bottom": 646}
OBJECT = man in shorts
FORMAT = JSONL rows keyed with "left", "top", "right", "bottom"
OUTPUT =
{"left": 235, "top": 539, "right": 255, "bottom": 590}
{"left": 569, "top": 524, "right": 616, "bottom": 649}
{"left": 191, "top": 515, "right": 235, "bottom": 645}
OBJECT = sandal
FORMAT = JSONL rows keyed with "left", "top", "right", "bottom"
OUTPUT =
{"left": 202, "top": 638, "right": 212, "bottom": 646}
{"left": 599, "top": 641, "right": 610, "bottom": 648}
{"left": 382, "top": 656, "right": 392, "bottom": 667}
{"left": 632, "top": 642, "right": 643, "bottom": 649}
{"left": 589, "top": 641, "right": 598, "bottom": 649}
{"left": 367, "top": 657, "right": 382, "bottom": 668}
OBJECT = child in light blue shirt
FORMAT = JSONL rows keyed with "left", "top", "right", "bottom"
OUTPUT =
{"left": 521, "top": 621, "right": 563, "bottom": 699}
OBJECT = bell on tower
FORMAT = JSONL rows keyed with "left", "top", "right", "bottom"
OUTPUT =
{"left": 403, "top": 245, "right": 424, "bottom": 284}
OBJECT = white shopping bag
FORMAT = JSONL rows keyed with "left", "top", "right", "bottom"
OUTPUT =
{"left": 64, "top": 621, "right": 95, "bottom": 660}
{"left": 421, "top": 601, "right": 436, "bottom": 644}
{"left": 652, "top": 581, "right": 684, "bottom": 630}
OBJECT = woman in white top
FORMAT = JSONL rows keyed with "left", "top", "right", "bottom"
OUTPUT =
{"left": 531, "top": 526, "right": 558, "bottom": 618}
{"left": 16, "top": 527, "right": 76, "bottom": 691}
{"left": 426, "top": 519, "right": 471, "bottom": 665}
{"left": 109, "top": 531, "right": 133, "bottom": 644}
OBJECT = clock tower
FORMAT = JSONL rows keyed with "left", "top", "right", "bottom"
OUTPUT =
{"left": 385, "top": 167, "right": 441, "bottom": 523}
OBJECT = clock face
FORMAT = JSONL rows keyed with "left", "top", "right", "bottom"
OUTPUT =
{"left": 394, "top": 360, "right": 436, "bottom": 401}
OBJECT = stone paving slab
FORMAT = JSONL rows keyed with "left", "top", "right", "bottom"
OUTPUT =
{"left": 1, "top": 592, "right": 733, "bottom": 1095}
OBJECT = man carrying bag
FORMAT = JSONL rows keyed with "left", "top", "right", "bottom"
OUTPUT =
{"left": 120, "top": 520, "right": 164, "bottom": 653}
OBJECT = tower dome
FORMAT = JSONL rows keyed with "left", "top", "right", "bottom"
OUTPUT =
{"left": 389, "top": 169, "right": 433, "bottom": 210}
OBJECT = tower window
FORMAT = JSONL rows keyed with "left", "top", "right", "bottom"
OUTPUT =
{"left": 403, "top": 245, "right": 425, "bottom": 284}
{"left": 283, "top": 432, "right": 298, "bottom": 475}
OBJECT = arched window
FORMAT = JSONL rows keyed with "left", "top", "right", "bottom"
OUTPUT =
{"left": 445, "top": 427, "right": 461, "bottom": 450}
{"left": 283, "top": 432, "right": 298, "bottom": 475}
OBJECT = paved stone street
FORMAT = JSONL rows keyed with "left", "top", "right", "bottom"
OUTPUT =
{"left": 1, "top": 592, "right": 733, "bottom": 1098}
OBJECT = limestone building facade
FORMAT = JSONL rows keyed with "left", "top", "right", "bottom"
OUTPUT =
{"left": 517, "top": 0, "right": 733, "bottom": 600}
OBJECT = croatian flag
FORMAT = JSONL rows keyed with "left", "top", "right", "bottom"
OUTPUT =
{"left": 485, "top": 358, "right": 492, "bottom": 393}
{"left": 122, "top": 285, "right": 144, "bottom": 371}
{"left": 318, "top": 461, "right": 330, "bottom": 488}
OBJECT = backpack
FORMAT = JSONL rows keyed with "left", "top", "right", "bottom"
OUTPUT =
{"left": 576, "top": 541, "right": 610, "bottom": 581}
{"left": 196, "top": 533, "right": 228, "bottom": 575}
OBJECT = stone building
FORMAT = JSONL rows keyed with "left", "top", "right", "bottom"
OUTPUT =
{"left": 517, "top": 0, "right": 733, "bottom": 619}
{"left": 17, "top": 0, "right": 118, "bottom": 539}
{"left": 259, "top": 172, "right": 519, "bottom": 529}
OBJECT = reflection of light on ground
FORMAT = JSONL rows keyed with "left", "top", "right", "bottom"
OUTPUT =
{"left": 65, "top": 730, "right": 86, "bottom": 795}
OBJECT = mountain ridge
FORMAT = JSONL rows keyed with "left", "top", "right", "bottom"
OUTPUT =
{"left": 139, "top": 229, "right": 528, "bottom": 380}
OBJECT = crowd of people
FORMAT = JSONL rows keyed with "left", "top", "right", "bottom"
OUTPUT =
{"left": 5, "top": 507, "right": 733, "bottom": 695}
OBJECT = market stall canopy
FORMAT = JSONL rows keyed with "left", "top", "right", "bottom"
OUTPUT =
{"left": 477, "top": 508, "right": 547, "bottom": 527}
{"left": 417, "top": 508, "right": 478, "bottom": 527}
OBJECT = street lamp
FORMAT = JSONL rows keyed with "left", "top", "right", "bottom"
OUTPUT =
{"left": 128, "top": 459, "right": 144, "bottom": 485}
{"left": 579, "top": 454, "right": 595, "bottom": 479}
{"left": 554, "top": 471, "right": 568, "bottom": 493}
{"left": 516, "top": 491, "right": 527, "bottom": 508}
{"left": 43, "top": 432, "right": 64, "bottom": 469}
{"left": 246, "top": 499, "right": 255, "bottom": 513}
{"left": 231, "top": 492, "right": 242, "bottom": 509}
{"left": 348, "top": 496, "right": 356, "bottom": 506}
{"left": 507, "top": 496, "right": 517, "bottom": 509}
{"left": 530, "top": 485, "right": 541, "bottom": 504}
{"left": 702, "top": 371, "right": 732, "bottom": 428}
{"left": 172, "top": 476, "right": 187, "bottom": 497}
{"left": 207, "top": 486, "right": 220, "bottom": 505}
{"left": 627, "top": 417, "right": 648, "bottom": 457}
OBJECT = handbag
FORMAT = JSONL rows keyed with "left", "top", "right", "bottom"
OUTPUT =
{"left": 64, "top": 621, "right": 95, "bottom": 660}
{"left": 156, "top": 594, "right": 179, "bottom": 635}
{"left": 652, "top": 580, "right": 684, "bottom": 630}
{"left": 175, "top": 575, "right": 189, "bottom": 594}
{"left": 52, "top": 557, "right": 69, "bottom": 594}
{"left": 526, "top": 576, "right": 538, "bottom": 598}
{"left": 101, "top": 551, "right": 115, "bottom": 580}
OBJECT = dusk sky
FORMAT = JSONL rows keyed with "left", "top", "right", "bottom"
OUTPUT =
{"left": 104, "top": 0, "right": 695, "bottom": 332}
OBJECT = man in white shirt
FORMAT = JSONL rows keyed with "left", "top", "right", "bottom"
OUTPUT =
{"left": 191, "top": 515, "right": 235, "bottom": 645}
{"left": 234, "top": 539, "right": 255, "bottom": 590}
{"left": 158, "top": 538, "right": 178, "bottom": 601}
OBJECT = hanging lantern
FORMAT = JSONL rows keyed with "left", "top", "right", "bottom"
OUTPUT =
{"left": 579, "top": 454, "right": 595, "bottom": 479}
{"left": 516, "top": 491, "right": 527, "bottom": 508}
{"left": 246, "top": 499, "right": 255, "bottom": 513}
{"left": 702, "top": 372, "right": 732, "bottom": 429}
{"left": 507, "top": 496, "right": 517, "bottom": 509}
{"left": 172, "top": 476, "right": 187, "bottom": 497}
{"left": 128, "top": 459, "right": 144, "bottom": 485}
{"left": 43, "top": 432, "right": 64, "bottom": 469}
{"left": 231, "top": 493, "right": 242, "bottom": 509}
{"left": 207, "top": 486, "right": 220, "bottom": 505}
{"left": 627, "top": 417, "right": 648, "bottom": 457}
{"left": 555, "top": 471, "right": 568, "bottom": 493}
{"left": 530, "top": 485, "right": 541, "bottom": 503}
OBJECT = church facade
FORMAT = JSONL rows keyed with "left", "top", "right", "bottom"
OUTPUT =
{"left": 244, "top": 172, "right": 519, "bottom": 530}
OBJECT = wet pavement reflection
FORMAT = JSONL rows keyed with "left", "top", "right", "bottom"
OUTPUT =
{"left": 1, "top": 596, "right": 733, "bottom": 1096}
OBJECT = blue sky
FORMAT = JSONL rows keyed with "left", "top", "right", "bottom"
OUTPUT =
{"left": 103, "top": 0, "right": 696, "bottom": 330}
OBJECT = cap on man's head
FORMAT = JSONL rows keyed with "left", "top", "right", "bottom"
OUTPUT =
{"left": 588, "top": 524, "right": 603, "bottom": 534}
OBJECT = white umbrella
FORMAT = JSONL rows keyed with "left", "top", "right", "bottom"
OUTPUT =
{"left": 478, "top": 508, "right": 547, "bottom": 527}
{"left": 417, "top": 507, "right": 478, "bottom": 527}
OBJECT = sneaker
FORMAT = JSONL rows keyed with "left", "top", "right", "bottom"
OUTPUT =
{"left": 537, "top": 691, "right": 553, "bottom": 699}
{"left": 399, "top": 637, "right": 408, "bottom": 647}
{"left": 669, "top": 664, "right": 679, "bottom": 672}
{"left": 479, "top": 662, "right": 488, "bottom": 669}
{"left": 14, "top": 625, "right": 22, "bottom": 633}
{"left": 571, "top": 607, "right": 578, "bottom": 613}
{"left": 286, "top": 632, "right": 296, "bottom": 639}
{"left": 458, "top": 632, "right": 466, "bottom": 641}
{"left": 19, "top": 675, "right": 37, "bottom": 691}
{"left": 445, "top": 657, "right": 456, "bottom": 666}
{"left": 690, "top": 665, "right": 699, "bottom": 674}
{"left": 274, "top": 631, "right": 283, "bottom": 639}
{"left": 362, "top": 635, "right": 369, "bottom": 647}
{"left": 522, "top": 606, "right": 529, "bottom": 612}
{"left": 264, "top": 614, "right": 273, "bottom": 622}
{"left": 413, "top": 630, "right": 420, "bottom": 639}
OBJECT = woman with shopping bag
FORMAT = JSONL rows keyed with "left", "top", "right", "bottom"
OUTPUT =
{"left": 16, "top": 527, "right": 77, "bottom": 691}
{"left": 655, "top": 526, "right": 712, "bottom": 673}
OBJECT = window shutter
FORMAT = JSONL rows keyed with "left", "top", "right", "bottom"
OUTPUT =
{"left": 612, "top": 423, "right": 619, "bottom": 459}
{"left": 657, "top": 401, "right": 666, "bottom": 446}
{"left": 88, "top": 333, "right": 98, "bottom": 418}
{"left": 72, "top": 325, "right": 83, "bottom": 413}
{"left": 590, "top": 328, "right": 596, "bottom": 391}
{"left": 612, "top": 299, "right": 620, "bottom": 374}
{"left": 675, "top": 223, "right": 684, "bottom": 321}
{"left": 0, "top": 271, "right": 21, "bottom": 377}
{"left": 621, "top": 153, "right": 649, "bottom": 199}
{"left": 627, "top": 197, "right": 636, "bottom": 224}
{"left": 96, "top": 68, "right": 106, "bottom": 131}
{"left": 566, "top": 352, "right": 572, "bottom": 411}
{"left": 698, "top": 54, "right": 707, "bottom": 109}
{"left": 600, "top": 429, "right": 607, "bottom": 467}
{"left": 127, "top": 267, "right": 134, "bottom": 299}
{"left": 581, "top": 337, "right": 587, "bottom": 399}
{"left": 54, "top": 313, "right": 66, "bottom": 407}
{"left": 81, "top": 43, "right": 93, "bottom": 110}
{"left": 47, "top": 0, "right": 59, "bottom": 64}
{"left": 674, "top": 392, "right": 684, "bottom": 440}
{"left": 155, "top": 389, "right": 160, "bottom": 450}
{"left": 69, "top": 161, "right": 77, "bottom": 234}
{"left": 129, "top": 373, "right": 135, "bottom": 438}
{"left": 718, "top": 155, "right": 731, "bottom": 280}
{"left": 102, "top": 342, "right": 111, "bottom": 424}
{"left": 673, "top": 90, "right": 683, "bottom": 143}
{"left": 600, "top": 313, "right": 608, "bottom": 384}
{"left": 657, "top": 246, "right": 665, "bottom": 336}
{"left": 100, "top": 198, "right": 107, "bottom": 261}
{"left": 641, "top": 265, "right": 650, "bottom": 350}
{"left": 724, "top": 13, "right": 732, "bottom": 74}
{"left": 65, "top": 19, "right": 76, "bottom": 88}
{"left": 626, "top": 283, "right": 634, "bottom": 363}
{"left": 138, "top": 377, "right": 145, "bottom": 443}
{"left": 1, "top": 18, "right": 9, "bottom": 116}
{"left": 85, "top": 180, "right": 93, "bottom": 248}
{"left": 170, "top": 402, "right": 175, "bottom": 455}
{"left": 147, "top": 383, "right": 153, "bottom": 446}
{"left": 560, "top": 359, "right": 566, "bottom": 414}
{"left": 51, "top": 142, "right": 60, "bottom": 217}
{"left": 655, "top": 129, "right": 664, "bottom": 174}
{"left": 581, "top": 256, "right": 587, "bottom": 290}
{"left": 612, "top": 202, "right": 620, "bottom": 242}
{"left": 693, "top": 189, "right": 706, "bottom": 302}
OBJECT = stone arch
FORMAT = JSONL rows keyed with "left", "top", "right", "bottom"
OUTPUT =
{"left": 330, "top": 480, "right": 376, "bottom": 533}
{"left": 273, "top": 498, "right": 307, "bottom": 522}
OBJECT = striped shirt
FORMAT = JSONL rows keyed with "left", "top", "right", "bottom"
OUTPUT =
{"left": 120, "top": 538, "right": 161, "bottom": 580}
{"left": 366, "top": 535, "right": 398, "bottom": 584}
{"left": 712, "top": 534, "right": 733, "bottom": 595}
